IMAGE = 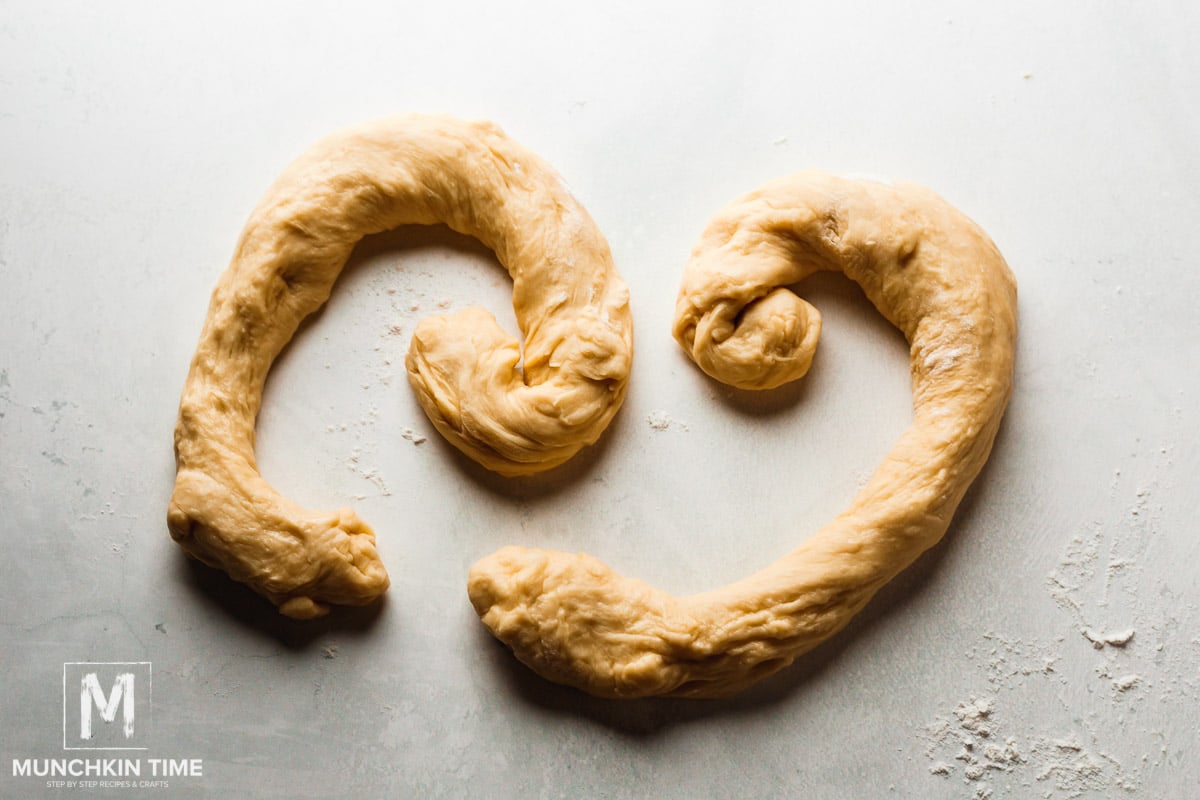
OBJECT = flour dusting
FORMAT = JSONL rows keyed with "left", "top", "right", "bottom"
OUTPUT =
{"left": 922, "top": 697, "right": 1135, "bottom": 798}
{"left": 919, "top": 441, "right": 1192, "bottom": 797}
{"left": 336, "top": 405, "right": 392, "bottom": 497}
{"left": 922, "top": 696, "right": 1024, "bottom": 796}
{"left": 1081, "top": 628, "right": 1134, "bottom": 649}
{"left": 964, "top": 631, "right": 1060, "bottom": 690}
{"left": 646, "top": 410, "right": 688, "bottom": 432}
{"left": 401, "top": 427, "right": 427, "bottom": 445}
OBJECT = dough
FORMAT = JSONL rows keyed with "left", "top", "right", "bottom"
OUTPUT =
{"left": 168, "top": 115, "right": 632, "bottom": 619}
{"left": 468, "top": 172, "right": 1017, "bottom": 697}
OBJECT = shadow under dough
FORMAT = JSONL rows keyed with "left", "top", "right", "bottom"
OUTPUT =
{"left": 175, "top": 554, "right": 388, "bottom": 648}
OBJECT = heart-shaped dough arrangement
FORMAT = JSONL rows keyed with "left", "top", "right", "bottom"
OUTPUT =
{"left": 167, "top": 115, "right": 632, "bottom": 619}
{"left": 468, "top": 172, "right": 1017, "bottom": 698}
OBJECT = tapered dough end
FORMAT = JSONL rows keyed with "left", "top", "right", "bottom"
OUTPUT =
{"left": 467, "top": 546, "right": 693, "bottom": 699}
{"left": 167, "top": 472, "right": 390, "bottom": 618}
{"left": 302, "top": 507, "right": 392, "bottom": 604}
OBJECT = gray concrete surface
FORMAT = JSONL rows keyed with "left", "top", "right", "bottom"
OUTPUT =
{"left": 2, "top": 1, "right": 1197, "bottom": 797}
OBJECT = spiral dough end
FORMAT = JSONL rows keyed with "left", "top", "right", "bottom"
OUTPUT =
{"left": 168, "top": 115, "right": 632, "bottom": 616}
{"left": 469, "top": 171, "right": 1017, "bottom": 697}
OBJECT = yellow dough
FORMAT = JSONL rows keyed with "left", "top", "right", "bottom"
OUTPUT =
{"left": 468, "top": 172, "right": 1017, "bottom": 697}
{"left": 168, "top": 115, "right": 632, "bottom": 619}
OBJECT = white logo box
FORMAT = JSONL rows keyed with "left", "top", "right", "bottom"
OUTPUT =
{"left": 62, "top": 662, "right": 152, "bottom": 751}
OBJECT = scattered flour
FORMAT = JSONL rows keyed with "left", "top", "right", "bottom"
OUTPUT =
{"left": 1028, "top": 736, "right": 1107, "bottom": 794}
{"left": 401, "top": 427, "right": 427, "bottom": 445}
{"left": 1111, "top": 674, "right": 1141, "bottom": 692}
{"left": 920, "top": 444, "right": 1193, "bottom": 797}
{"left": 356, "top": 467, "right": 391, "bottom": 496}
{"left": 336, "top": 406, "right": 392, "bottom": 497}
{"left": 1081, "top": 628, "right": 1134, "bottom": 649}
{"left": 646, "top": 410, "right": 687, "bottom": 432}
{"left": 964, "top": 631, "right": 1060, "bottom": 690}
{"left": 922, "top": 697, "right": 1135, "bottom": 798}
{"left": 922, "top": 696, "right": 1024, "bottom": 795}
{"left": 954, "top": 696, "right": 997, "bottom": 737}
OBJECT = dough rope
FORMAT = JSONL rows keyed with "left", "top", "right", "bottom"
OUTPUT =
{"left": 168, "top": 114, "right": 632, "bottom": 619}
{"left": 468, "top": 172, "right": 1017, "bottom": 697}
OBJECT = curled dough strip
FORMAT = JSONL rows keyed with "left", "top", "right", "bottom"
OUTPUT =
{"left": 168, "top": 115, "right": 632, "bottom": 619}
{"left": 468, "top": 172, "right": 1016, "bottom": 697}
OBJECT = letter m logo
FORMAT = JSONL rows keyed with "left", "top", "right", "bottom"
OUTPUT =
{"left": 63, "top": 662, "right": 151, "bottom": 750}
{"left": 80, "top": 672, "right": 134, "bottom": 739}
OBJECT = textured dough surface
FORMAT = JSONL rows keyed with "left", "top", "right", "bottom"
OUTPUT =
{"left": 168, "top": 114, "right": 632, "bottom": 619}
{"left": 469, "top": 172, "right": 1017, "bottom": 697}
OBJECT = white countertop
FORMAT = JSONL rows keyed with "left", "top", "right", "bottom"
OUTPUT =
{"left": 2, "top": 2, "right": 1197, "bottom": 797}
